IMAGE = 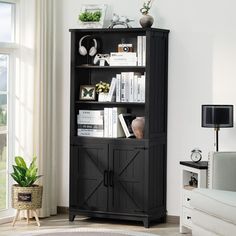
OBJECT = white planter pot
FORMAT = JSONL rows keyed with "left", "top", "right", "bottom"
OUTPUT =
{"left": 98, "top": 93, "right": 108, "bottom": 102}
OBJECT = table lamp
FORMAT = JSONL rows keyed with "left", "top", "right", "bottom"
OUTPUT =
{"left": 201, "top": 105, "right": 234, "bottom": 151}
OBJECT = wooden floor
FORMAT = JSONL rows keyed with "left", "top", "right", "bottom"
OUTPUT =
{"left": 0, "top": 214, "right": 192, "bottom": 236}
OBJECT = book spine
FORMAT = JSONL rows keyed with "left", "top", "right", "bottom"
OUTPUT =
{"left": 140, "top": 74, "right": 145, "bottom": 102}
{"left": 137, "top": 76, "right": 141, "bottom": 102}
{"left": 104, "top": 108, "right": 109, "bottom": 137}
{"left": 121, "top": 73, "right": 126, "bottom": 102}
{"left": 112, "top": 107, "right": 117, "bottom": 138}
{"left": 137, "top": 36, "right": 143, "bottom": 66}
{"left": 77, "top": 115, "right": 103, "bottom": 124}
{"left": 116, "top": 74, "right": 121, "bottom": 102}
{"left": 79, "top": 110, "right": 104, "bottom": 116}
{"left": 133, "top": 75, "right": 138, "bottom": 102}
{"left": 142, "top": 36, "right": 146, "bottom": 66}
{"left": 107, "top": 77, "right": 116, "bottom": 102}
{"left": 118, "top": 114, "right": 130, "bottom": 138}
{"left": 78, "top": 124, "right": 103, "bottom": 129}
{"left": 129, "top": 72, "right": 134, "bottom": 102}
{"left": 108, "top": 108, "right": 113, "bottom": 137}
{"left": 77, "top": 129, "right": 104, "bottom": 137}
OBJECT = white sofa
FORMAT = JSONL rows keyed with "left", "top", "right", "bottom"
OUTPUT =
{"left": 190, "top": 152, "right": 236, "bottom": 236}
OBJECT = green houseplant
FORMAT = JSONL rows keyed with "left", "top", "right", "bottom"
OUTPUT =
{"left": 11, "top": 156, "right": 43, "bottom": 226}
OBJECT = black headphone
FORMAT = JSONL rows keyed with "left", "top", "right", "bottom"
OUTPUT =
{"left": 78, "top": 35, "right": 97, "bottom": 56}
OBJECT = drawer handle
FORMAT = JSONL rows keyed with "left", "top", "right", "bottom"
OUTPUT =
{"left": 187, "top": 216, "right": 191, "bottom": 220}
{"left": 103, "top": 170, "right": 108, "bottom": 187}
{"left": 187, "top": 198, "right": 191, "bottom": 201}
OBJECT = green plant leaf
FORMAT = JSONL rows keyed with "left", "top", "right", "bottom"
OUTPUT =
{"left": 13, "top": 165, "right": 26, "bottom": 179}
{"left": 10, "top": 173, "right": 21, "bottom": 185}
{"left": 15, "top": 156, "right": 27, "bottom": 169}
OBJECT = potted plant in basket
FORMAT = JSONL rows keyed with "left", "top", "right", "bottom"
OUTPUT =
{"left": 11, "top": 156, "right": 43, "bottom": 226}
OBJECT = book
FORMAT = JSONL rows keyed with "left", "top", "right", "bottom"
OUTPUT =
{"left": 110, "top": 52, "right": 137, "bottom": 66}
{"left": 77, "top": 129, "right": 104, "bottom": 137}
{"left": 79, "top": 110, "right": 104, "bottom": 117}
{"left": 137, "top": 36, "right": 143, "bottom": 66}
{"left": 104, "top": 108, "right": 109, "bottom": 137}
{"left": 142, "top": 36, "right": 146, "bottom": 66}
{"left": 112, "top": 107, "right": 127, "bottom": 138}
{"left": 118, "top": 114, "right": 136, "bottom": 138}
{"left": 116, "top": 74, "right": 121, "bottom": 102}
{"left": 107, "top": 77, "right": 116, "bottom": 102}
{"left": 77, "top": 115, "right": 103, "bottom": 125}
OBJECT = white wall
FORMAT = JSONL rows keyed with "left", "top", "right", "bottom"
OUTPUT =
{"left": 55, "top": 0, "right": 236, "bottom": 216}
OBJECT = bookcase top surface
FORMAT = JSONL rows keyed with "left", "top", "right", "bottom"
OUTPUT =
{"left": 69, "top": 27, "right": 170, "bottom": 33}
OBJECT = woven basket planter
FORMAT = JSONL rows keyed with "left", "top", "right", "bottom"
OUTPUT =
{"left": 12, "top": 184, "right": 43, "bottom": 210}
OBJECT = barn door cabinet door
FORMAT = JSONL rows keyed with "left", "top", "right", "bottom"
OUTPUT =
{"left": 108, "top": 144, "right": 147, "bottom": 214}
{"left": 69, "top": 143, "right": 108, "bottom": 221}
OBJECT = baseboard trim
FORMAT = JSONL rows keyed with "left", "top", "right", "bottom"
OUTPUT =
{"left": 57, "top": 206, "right": 69, "bottom": 214}
{"left": 166, "top": 215, "right": 179, "bottom": 224}
{"left": 57, "top": 206, "right": 179, "bottom": 224}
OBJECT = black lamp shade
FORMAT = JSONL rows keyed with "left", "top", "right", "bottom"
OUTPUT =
{"left": 202, "top": 105, "right": 234, "bottom": 128}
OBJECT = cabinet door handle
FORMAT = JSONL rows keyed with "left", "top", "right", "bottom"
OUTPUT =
{"left": 109, "top": 171, "right": 114, "bottom": 187}
{"left": 104, "top": 170, "right": 108, "bottom": 187}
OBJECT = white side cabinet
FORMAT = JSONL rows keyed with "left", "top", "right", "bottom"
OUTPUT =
{"left": 180, "top": 161, "right": 208, "bottom": 234}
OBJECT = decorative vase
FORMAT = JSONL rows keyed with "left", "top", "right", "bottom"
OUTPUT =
{"left": 98, "top": 92, "right": 108, "bottom": 102}
{"left": 131, "top": 117, "right": 145, "bottom": 139}
{"left": 139, "top": 14, "right": 154, "bottom": 28}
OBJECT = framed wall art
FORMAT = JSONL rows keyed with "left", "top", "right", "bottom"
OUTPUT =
{"left": 79, "top": 85, "right": 96, "bottom": 101}
{"left": 78, "top": 4, "right": 107, "bottom": 28}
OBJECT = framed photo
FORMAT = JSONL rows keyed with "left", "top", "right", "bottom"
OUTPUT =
{"left": 78, "top": 4, "right": 107, "bottom": 28}
{"left": 79, "top": 85, "right": 96, "bottom": 101}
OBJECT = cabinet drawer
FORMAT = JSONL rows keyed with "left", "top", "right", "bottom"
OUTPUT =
{"left": 182, "top": 207, "right": 192, "bottom": 228}
{"left": 182, "top": 189, "right": 192, "bottom": 208}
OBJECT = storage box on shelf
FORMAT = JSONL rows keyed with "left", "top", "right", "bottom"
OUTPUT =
{"left": 69, "top": 28, "right": 169, "bottom": 228}
{"left": 179, "top": 161, "right": 208, "bottom": 233}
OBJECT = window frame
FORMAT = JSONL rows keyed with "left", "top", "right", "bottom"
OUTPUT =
{"left": 0, "top": 0, "right": 18, "bottom": 221}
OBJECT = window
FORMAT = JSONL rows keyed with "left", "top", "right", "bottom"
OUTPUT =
{"left": 0, "top": 0, "right": 17, "bottom": 219}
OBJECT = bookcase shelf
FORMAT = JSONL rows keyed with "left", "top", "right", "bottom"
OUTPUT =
{"left": 69, "top": 27, "right": 169, "bottom": 228}
{"left": 76, "top": 101, "right": 145, "bottom": 106}
{"left": 76, "top": 65, "right": 146, "bottom": 69}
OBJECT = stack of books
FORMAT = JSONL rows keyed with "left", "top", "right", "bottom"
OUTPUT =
{"left": 77, "top": 110, "right": 104, "bottom": 137}
{"left": 137, "top": 36, "right": 146, "bottom": 66}
{"left": 109, "top": 52, "right": 137, "bottom": 66}
{"left": 116, "top": 72, "right": 145, "bottom": 103}
{"left": 104, "top": 107, "right": 127, "bottom": 138}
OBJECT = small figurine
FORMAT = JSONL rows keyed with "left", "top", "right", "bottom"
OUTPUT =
{"left": 108, "top": 13, "right": 134, "bottom": 28}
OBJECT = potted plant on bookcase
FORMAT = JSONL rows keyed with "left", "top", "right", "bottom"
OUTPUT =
{"left": 95, "top": 81, "right": 110, "bottom": 102}
{"left": 139, "top": 0, "right": 154, "bottom": 28}
{"left": 11, "top": 156, "right": 43, "bottom": 226}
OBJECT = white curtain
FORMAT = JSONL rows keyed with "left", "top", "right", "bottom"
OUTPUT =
{"left": 15, "top": 0, "right": 57, "bottom": 217}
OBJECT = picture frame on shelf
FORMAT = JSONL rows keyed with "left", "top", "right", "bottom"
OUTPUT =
{"left": 79, "top": 85, "right": 96, "bottom": 101}
{"left": 78, "top": 4, "right": 107, "bottom": 29}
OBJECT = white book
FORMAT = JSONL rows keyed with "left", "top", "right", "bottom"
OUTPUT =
{"left": 142, "top": 36, "right": 146, "bottom": 66}
{"left": 137, "top": 36, "right": 143, "bottom": 66}
{"left": 133, "top": 75, "right": 138, "bottom": 102}
{"left": 110, "top": 52, "right": 137, "bottom": 58}
{"left": 108, "top": 108, "right": 113, "bottom": 137}
{"left": 116, "top": 74, "right": 121, "bottom": 102}
{"left": 79, "top": 110, "right": 104, "bottom": 117}
{"left": 78, "top": 124, "right": 103, "bottom": 129}
{"left": 77, "top": 115, "right": 103, "bottom": 125}
{"left": 77, "top": 129, "right": 104, "bottom": 137}
{"left": 137, "top": 76, "right": 142, "bottom": 102}
{"left": 140, "top": 75, "right": 145, "bottom": 102}
{"left": 104, "top": 108, "right": 109, "bottom": 137}
{"left": 112, "top": 107, "right": 127, "bottom": 138}
{"left": 107, "top": 77, "right": 116, "bottom": 102}
{"left": 118, "top": 114, "right": 136, "bottom": 138}
{"left": 120, "top": 73, "right": 126, "bottom": 102}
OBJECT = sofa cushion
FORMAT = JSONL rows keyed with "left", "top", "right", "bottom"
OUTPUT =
{"left": 192, "top": 209, "right": 236, "bottom": 236}
{"left": 191, "top": 188, "right": 236, "bottom": 225}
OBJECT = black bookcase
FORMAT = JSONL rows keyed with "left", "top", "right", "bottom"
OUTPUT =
{"left": 69, "top": 28, "right": 169, "bottom": 228}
